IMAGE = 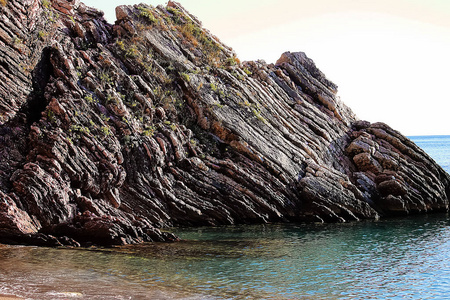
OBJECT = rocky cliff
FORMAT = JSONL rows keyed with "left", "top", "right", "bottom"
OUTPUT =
{"left": 0, "top": 0, "right": 449, "bottom": 246}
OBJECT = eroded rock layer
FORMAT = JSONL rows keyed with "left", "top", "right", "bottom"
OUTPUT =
{"left": 0, "top": 0, "right": 448, "bottom": 246}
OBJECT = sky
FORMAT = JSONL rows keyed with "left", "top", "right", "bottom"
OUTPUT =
{"left": 82, "top": 0, "right": 450, "bottom": 136}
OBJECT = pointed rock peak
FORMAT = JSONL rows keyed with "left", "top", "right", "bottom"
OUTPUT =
{"left": 167, "top": 0, "right": 203, "bottom": 26}
{"left": 277, "top": 51, "right": 338, "bottom": 94}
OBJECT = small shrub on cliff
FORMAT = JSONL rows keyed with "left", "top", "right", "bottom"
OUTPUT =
{"left": 47, "top": 110, "right": 56, "bottom": 123}
{"left": 126, "top": 46, "right": 140, "bottom": 59}
{"left": 180, "top": 72, "right": 190, "bottom": 82}
{"left": 84, "top": 94, "right": 95, "bottom": 104}
{"left": 98, "top": 71, "right": 113, "bottom": 85}
{"left": 143, "top": 126, "right": 155, "bottom": 137}
{"left": 210, "top": 83, "right": 225, "bottom": 98}
{"left": 41, "top": 0, "right": 51, "bottom": 9}
{"left": 167, "top": 6, "right": 182, "bottom": 24}
{"left": 213, "top": 102, "right": 224, "bottom": 109}
{"left": 226, "top": 57, "right": 239, "bottom": 66}
{"left": 166, "top": 6, "right": 180, "bottom": 16}
{"left": 101, "top": 126, "right": 110, "bottom": 136}
{"left": 239, "top": 99, "right": 251, "bottom": 107}
{"left": 13, "top": 37, "right": 22, "bottom": 45}
{"left": 232, "top": 71, "right": 244, "bottom": 81}
{"left": 210, "top": 83, "right": 218, "bottom": 93}
{"left": 116, "top": 40, "right": 126, "bottom": 51}
{"left": 100, "top": 114, "right": 110, "bottom": 122}
{"left": 174, "top": 97, "right": 184, "bottom": 109}
{"left": 251, "top": 105, "right": 267, "bottom": 124}
{"left": 138, "top": 6, "right": 158, "bottom": 24}
{"left": 38, "top": 31, "right": 48, "bottom": 40}
{"left": 164, "top": 6, "right": 221, "bottom": 65}
{"left": 70, "top": 125, "right": 90, "bottom": 135}
{"left": 179, "top": 22, "right": 199, "bottom": 46}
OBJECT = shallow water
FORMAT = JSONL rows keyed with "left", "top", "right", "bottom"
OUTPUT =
{"left": 0, "top": 243, "right": 209, "bottom": 299}
{"left": 1, "top": 214, "right": 450, "bottom": 299}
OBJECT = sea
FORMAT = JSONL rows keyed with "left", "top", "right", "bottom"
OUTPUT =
{"left": 0, "top": 136, "right": 449, "bottom": 299}
{"left": 409, "top": 135, "right": 450, "bottom": 173}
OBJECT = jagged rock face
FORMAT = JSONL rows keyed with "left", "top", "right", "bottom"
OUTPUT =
{"left": 0, "top": 0, "right": 449, "bottom": 246}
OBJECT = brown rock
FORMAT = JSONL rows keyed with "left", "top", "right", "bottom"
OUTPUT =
{"left": 378, "top": 179, "right": 408, "bottom": 197}
{"left": 353, "top": 152, "right": 383, "bottom": 173}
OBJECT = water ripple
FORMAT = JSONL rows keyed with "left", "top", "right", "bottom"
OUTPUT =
{"left": 1, "top": 214, "right": 450, "bottom": 299}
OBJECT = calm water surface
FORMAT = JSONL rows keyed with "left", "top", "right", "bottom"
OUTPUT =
{"left": 409, "top": 135, "right": 450, "bottom": 173}
{"left": 1, "top": 216, "right": 450, "bottom": 299}
{"left": 1, "top": 136, "right": 449, "bottom": 299}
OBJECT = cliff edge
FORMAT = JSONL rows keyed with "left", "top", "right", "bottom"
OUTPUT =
{"left": 0, "top": 0, "right": 449, "bottom": 246}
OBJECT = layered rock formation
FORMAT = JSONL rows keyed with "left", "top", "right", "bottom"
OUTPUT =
{"left": 0, "top": 0, "right": 449, "bottom": 246}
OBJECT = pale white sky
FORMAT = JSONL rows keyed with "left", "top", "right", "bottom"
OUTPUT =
{"left": 82, "top": 0, "right": 450, "bottom": 136}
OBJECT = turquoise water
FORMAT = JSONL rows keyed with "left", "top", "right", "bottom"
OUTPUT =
{"left": 410, "top": 135, "right": 450, "bottom": 173}
{"left": 1, "top": 216, "right": 450, "bottom": 299}
{"left": 170, "top": 217, "right": 450, "bottom": 299}
{"left": 0, "top": 136, "right": 449, "bottom": 299}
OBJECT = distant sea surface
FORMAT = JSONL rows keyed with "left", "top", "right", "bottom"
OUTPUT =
{"left": 1, "top": 136, "right": 450, "bottom": 299}
{"left": 409, "top": 135, "right": 450, "bottom": 173}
